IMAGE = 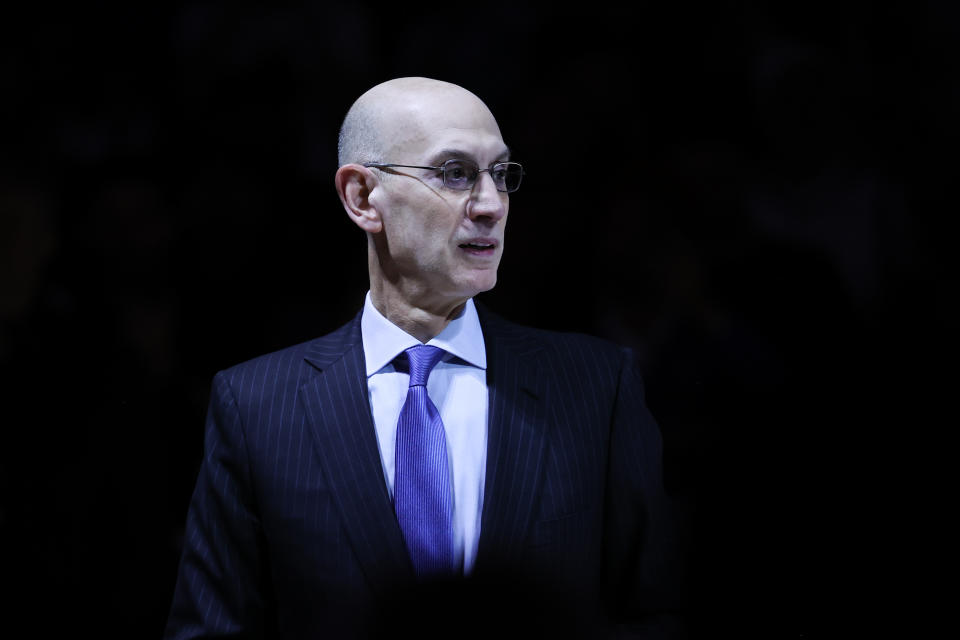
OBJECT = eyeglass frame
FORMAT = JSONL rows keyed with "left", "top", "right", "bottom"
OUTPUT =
{"left": 361, "top": 158, "right": 524, "bottom": 193}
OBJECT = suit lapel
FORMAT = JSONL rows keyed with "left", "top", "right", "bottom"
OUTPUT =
{"left": 474, "top": 305, "right": 550, "bottom": 571}
{"left": 298, "top": 315, "right": 413, "bottom": 589}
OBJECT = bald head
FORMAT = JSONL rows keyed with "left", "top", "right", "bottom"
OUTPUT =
{"left": 337, "top": 77, "right": 501, "bottom": 167}
{"left": 333, "top": 76, "right": 511, "bottom": 338}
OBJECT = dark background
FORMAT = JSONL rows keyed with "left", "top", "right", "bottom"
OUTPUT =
{"left": 1, "top": 3, "right": 952, "bottom": 637}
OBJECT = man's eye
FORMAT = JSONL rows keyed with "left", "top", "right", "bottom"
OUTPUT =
{"left": 444, "top": 161, "right": 472, "bottom": 185}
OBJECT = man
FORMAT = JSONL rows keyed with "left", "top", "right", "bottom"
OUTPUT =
{"left": 165, "top": 77, "right": 685, "bottom": 638}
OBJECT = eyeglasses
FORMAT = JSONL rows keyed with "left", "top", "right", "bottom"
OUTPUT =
{"left": 362, "top": 159, "right": 524, "bottom": 193}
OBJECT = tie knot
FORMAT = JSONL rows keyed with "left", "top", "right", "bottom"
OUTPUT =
{"left": 401, "top": 345, "right": 445, "bottom": 387}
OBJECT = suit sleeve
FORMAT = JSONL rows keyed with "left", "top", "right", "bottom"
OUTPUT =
{"left": 165, "top": 372, "right": 272, "bottom": 639}
{"left": 602, "top": 347, "right": 688, "bottom": 639}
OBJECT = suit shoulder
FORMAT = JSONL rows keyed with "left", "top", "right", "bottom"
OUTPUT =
{"left": 216, "top": 312, "right": 360, "bottom": 388}
{"left": 219, "top": 338, "right": 314, "bottom": 379}
{"left": 479, "top": 304, "right": 629, "bottom": 363}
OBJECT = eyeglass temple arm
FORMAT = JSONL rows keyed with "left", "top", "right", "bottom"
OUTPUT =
{"left": 361, "top": 163, "right": 440, "bottom": 170}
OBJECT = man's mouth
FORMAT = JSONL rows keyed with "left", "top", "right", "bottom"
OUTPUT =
{"left": 458, "top": 241, "right": 496, "bottom": 251}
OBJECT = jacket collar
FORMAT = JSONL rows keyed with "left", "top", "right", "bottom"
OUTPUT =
{"left": 473, "top": 302, "right": 550, "bottom": 573}
{"left": 300, "top": 311, "right": 415, "bottom": 589}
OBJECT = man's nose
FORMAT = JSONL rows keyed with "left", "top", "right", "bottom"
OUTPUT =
{"left": 467, "top": 171, "right": 507, "bottom": 222}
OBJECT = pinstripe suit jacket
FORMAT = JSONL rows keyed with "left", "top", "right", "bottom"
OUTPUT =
{"left": 165, "top": 303, "right": 684, "bottom": 639}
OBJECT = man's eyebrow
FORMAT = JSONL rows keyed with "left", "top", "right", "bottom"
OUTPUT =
{"left": 426, "top": 147, "right": 512, "bottom": 165}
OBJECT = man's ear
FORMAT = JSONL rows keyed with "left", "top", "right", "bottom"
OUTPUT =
{"left": 335, "top": 164, "right": 383, "bottom": 233}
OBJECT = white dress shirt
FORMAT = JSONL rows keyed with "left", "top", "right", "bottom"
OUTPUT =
{"left": 360, "top": 292, "right": 488, "bottom": 574}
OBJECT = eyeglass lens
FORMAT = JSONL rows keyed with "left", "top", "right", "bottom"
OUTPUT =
{"left": 442, "top": 160, "right": 522, "bottom": 193}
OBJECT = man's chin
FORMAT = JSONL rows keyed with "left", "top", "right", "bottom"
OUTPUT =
{"left": 467, "top": 271, "right": 498, "bottom": 296}
{"left": 439, "top": 265, "right": 499, "bottom": 301}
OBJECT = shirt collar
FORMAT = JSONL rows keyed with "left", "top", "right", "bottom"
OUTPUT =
{"left": 360, "top": 291, "right": 487, "bottom": 376}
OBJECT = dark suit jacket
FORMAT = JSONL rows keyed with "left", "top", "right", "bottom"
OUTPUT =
{"left": 165, "top": 304, "right": 685, "bottom": 639}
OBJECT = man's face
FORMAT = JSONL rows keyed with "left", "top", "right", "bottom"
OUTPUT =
{"left": 369, "top": 88, "right": 510, "bottom": 308}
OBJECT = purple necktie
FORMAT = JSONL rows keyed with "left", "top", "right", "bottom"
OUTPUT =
{"left": 394, "top": 345, "right": 454, "bottom": 576}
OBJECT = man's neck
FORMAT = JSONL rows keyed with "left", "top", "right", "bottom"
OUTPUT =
{"left": 368, "top": 286, "right": 467, "bottom": 343}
